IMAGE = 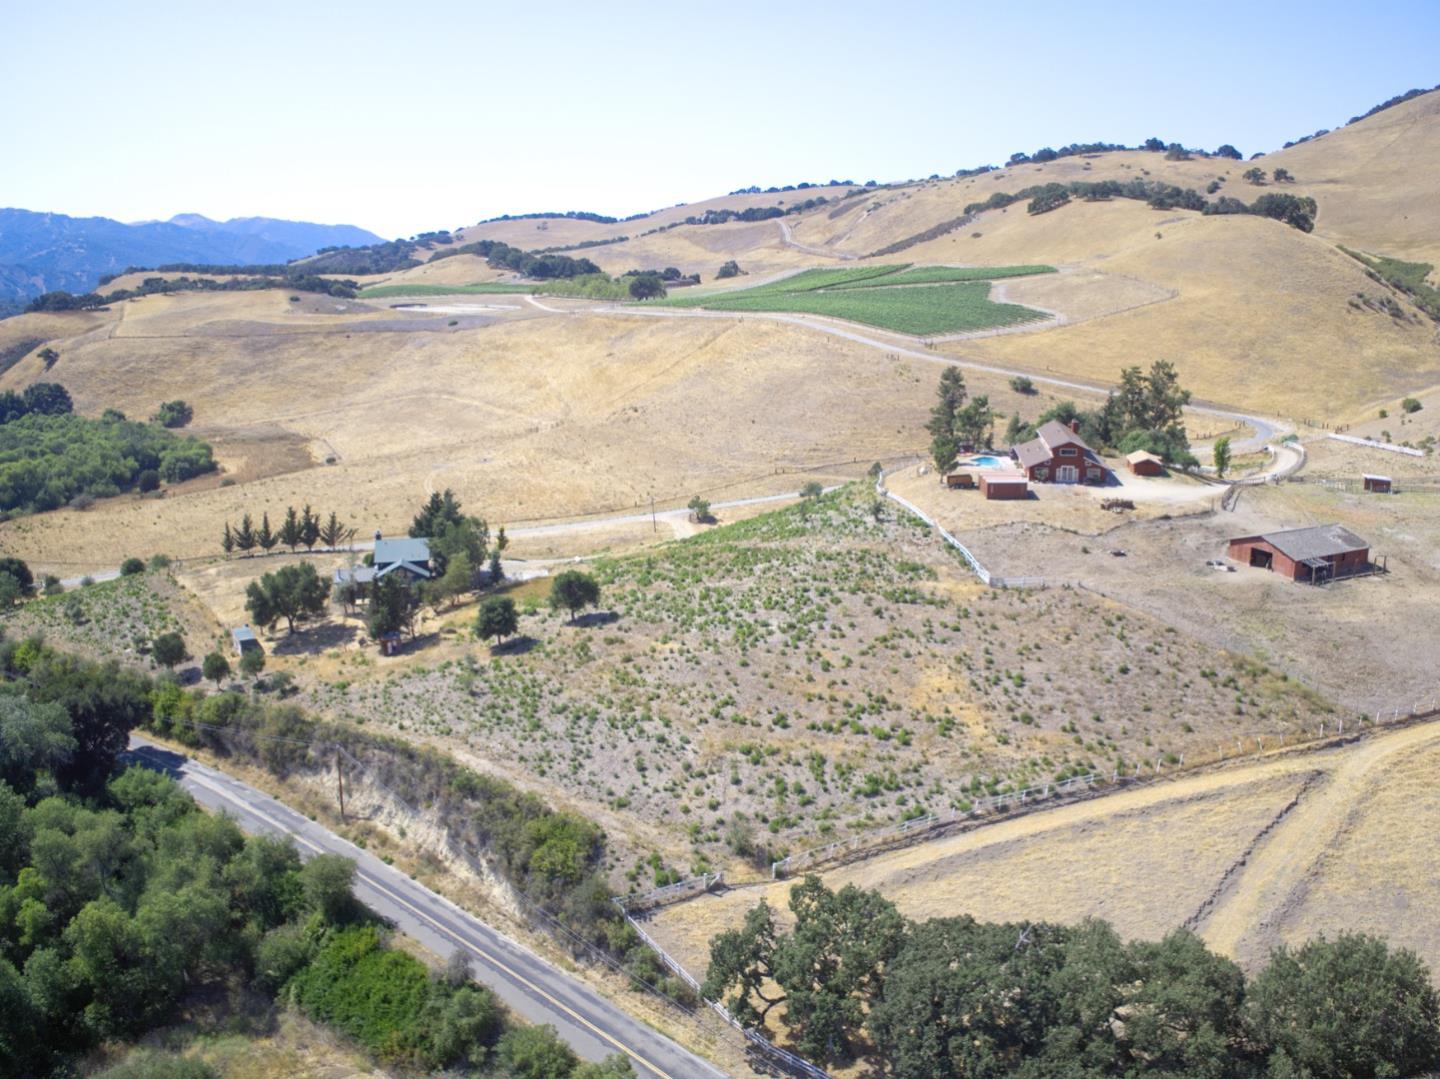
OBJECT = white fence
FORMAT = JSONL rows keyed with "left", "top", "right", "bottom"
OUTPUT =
{"left": 1327, "top": 433, "right": 1425, "bottom": 457}
{"left": 615, "top": 872, "right": 723, "bottom": 914}
{"left": 773, "top": 773, "right": 1103, "bottom": 879}
{"left": 877, "top": 471, "right": 994, "bottom": 584}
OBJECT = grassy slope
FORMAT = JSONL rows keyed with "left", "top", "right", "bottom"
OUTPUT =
{"left": 358, "top": 282, "right": 538, "bottom": 298}
{"left": 286, "top": 488, "right": 1329, "bottom": 874}
{"left": 1262, "top": 89, "right": 1440, "bottom": 265}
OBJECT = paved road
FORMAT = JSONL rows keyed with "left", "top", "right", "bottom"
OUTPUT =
{"left": 125, "top": 735, "right": 727, "bottom": 1079}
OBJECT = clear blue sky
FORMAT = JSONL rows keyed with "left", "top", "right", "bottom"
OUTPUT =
{"left": 3, "top": 0, "right": 1437, "bottom": 239}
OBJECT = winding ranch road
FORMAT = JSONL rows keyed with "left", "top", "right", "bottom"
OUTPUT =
{"left": 596, "top": 303, "right": 1283, "bottom": 455}
{"left": 125, "top": 736, "right": 727, "bottom": 1079}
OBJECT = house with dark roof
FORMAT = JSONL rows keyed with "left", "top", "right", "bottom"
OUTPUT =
{"left": 372, "top": 535, "right": 432, "bottom": 580}
{"left": 1227, "top": 524, "right": 1370, "bottom": 583}
{"left": 335, "top": 534, "right": 433, "bottom": 603}
{"left": 1013, "top": 420, "right": 1108, "bottom": 484}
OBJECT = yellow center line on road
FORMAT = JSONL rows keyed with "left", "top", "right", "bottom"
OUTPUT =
{"left": 184, "top": 770, "right": 684, "bottom": 1079}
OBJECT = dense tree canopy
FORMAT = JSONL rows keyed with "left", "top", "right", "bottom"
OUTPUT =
{"left": 0, "top": 641, "right": 635, "bottom": 1076}
{"left": 0, "top": 412, "right": 216, "bottom": 513}
{"left": 708, "top": 877, "right": 1440, "bottom": 1076}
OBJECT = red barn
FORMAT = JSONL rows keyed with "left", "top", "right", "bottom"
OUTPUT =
{"left": 981, "top": 475, "right": 1029, "bottom": 500}
{"left": 1226, "top": 524, "right": 1370, "bottom": 583}
{"left": 1014, "top": 420, "right": 1108, "bottom": 484}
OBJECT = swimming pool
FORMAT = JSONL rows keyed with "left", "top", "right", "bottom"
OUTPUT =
{"left": 969, "top": 455, "right": 1006, "bottom": 467}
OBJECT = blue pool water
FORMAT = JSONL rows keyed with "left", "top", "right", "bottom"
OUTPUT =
{"left": 970, "top": 455, "right": 1005, "bottom": 467}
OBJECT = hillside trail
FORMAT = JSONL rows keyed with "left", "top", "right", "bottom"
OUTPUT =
{"left": 1197, "top": 718, "right": 1440, "bottom": 964}
{"left": 776, "top": 218, "right": 856, "bottom": 260}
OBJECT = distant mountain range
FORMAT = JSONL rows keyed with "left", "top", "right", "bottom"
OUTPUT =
{"left": 0, "top": 208, "right": 384, "bottom": 311}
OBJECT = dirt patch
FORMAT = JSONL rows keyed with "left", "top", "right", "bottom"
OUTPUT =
{"left": 944, "top": 477, "right": 1440, "bottom": 713}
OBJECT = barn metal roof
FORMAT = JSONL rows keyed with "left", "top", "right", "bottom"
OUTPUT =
{"left": 1259, "top": 524, "right": 1368, "bottom": 561}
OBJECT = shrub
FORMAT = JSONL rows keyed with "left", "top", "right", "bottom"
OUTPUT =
{"left": 239, "top": 649, "right": 266, "bottom": 678}
{"left": 137, "top": 468, "right": 161, "bottom": 493}
{"left": 150, "top": 400, "right": 193, "bottom": 428}
{"left": 496, "top": 1024, "right": 578, "bottom": 1079}
{"left": 1402, "top": 397, "right": 1423, "bottom": 413}
{"left": 119, "top": 557, "right": 146, "bottom": 576}
{"left": 716, "top": 260, "right": 743, "bottom": 279}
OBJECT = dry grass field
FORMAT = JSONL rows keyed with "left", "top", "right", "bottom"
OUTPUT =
{"left": 2, "top": 292, "right": 1055, "bottom": 574}
{"left": 6, "top": 94, "right": 1436, "bottom": 576}
{"left": 1262, "top": 89, "right": 1440, "bottom": 265}
{"left": 646, "top": 714, "right": 1440, "bottom": 980}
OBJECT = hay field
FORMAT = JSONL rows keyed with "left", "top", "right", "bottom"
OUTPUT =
{"left": 648, "top": 716, "right": 1440, "bottom": 978}
{"left": 451, "top": 185, "right": 865, "bottom": 250}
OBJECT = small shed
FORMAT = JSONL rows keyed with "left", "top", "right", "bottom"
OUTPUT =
{"left": 1126, "top": 450, "right": 1165, "bottom": 476}
{"left": 1362, "top": 474, "right": 1392, "bottom": 494}
{"left": 981, "top": 475, "right": 1030, "bottom": 500}
{"left": 230, "top": 625, "right": 262, "bottom": 656}
{"left": 945, "top": 472, "right": 975, "bottom": 489}
{"left": 378, "top": 631, "right": 403, "bottom": 656}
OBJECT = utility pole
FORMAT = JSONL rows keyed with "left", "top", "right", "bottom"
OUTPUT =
{"left": 335, "top": 748, "right": 346, "bottom": 822}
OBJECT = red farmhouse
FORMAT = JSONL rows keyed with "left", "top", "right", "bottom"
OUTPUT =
{"left": 1014, "top": 420, "right": 1108, "bottom": 484}
{"left": 1226, "top": 524, "right": 1370, "bottom": 583}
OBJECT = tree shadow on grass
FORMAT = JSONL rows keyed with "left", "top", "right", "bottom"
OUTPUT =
{"left": 489, "top": 635, "right": 538, "bottom": 656}
{"left": 571, "top": 610, "right": 620, "bottom": 628}
{"left": 270, "top": 621, "right": 359, "bottom": 655}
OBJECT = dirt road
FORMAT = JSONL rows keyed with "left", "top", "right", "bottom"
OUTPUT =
{"left": 1198, "top": 717, "right": 1440, "bottom": 966}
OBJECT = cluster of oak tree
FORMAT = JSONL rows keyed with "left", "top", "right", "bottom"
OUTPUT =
{"left": 705, "top": 876, "right": 1440, "bottom": 1077}
{"left": 928, "top": 360, "right": 1198, "bottom": 472}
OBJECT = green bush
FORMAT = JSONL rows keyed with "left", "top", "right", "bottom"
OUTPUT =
{"left": 497, "top": 1024, "right": 579, "bottom": 1079}
{"left": 95, "top": 1050, "right": 219, "bottom": 1079}
{"left": 150, "top": 400, "right": 193, "bottom": 428}
{"left": 120, "top": 557, "right": 146, "bottom": 576}
{"left": 288, "top": 925, "right": 433, "bottom": 1061}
